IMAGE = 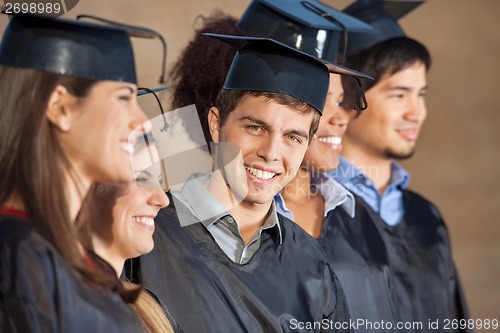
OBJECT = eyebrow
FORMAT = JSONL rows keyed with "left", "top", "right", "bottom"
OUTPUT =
{"left": 288, "top": 129, "right": 309, "bottom": 141}
{"left": 238, "top": 116, "right": 309, "bottom": 140}
{"left": 385, "top": 84, "right": 428, "bottom": 92}
{"left": 135, "top": 170, "right": 152, "bottom": 178}
{"left": 118, "top": 85, "right": 136, "bottom": 94}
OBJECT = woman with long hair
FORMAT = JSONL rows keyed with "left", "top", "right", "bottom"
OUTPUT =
{"left": 0, "top": 14, "right": 151, "bottom": 332}
{"left": 83, "top": 137, "right": 178, "bottom": 333}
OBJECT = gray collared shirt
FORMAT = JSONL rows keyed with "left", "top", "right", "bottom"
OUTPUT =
{"left": 171, "top": 173, "right": 282, "bottom": 264}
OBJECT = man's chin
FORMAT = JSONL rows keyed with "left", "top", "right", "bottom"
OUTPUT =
{"left": 385, "top": 147, "right": 416, "bottom": 160}
{"left": 243, "top": 190, "right": 277, "bottom": 206}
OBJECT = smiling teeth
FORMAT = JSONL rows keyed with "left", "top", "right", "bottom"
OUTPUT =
{"left": 319, "top": 136, "right": 342, "bottom": 145}
{"left": 133, "top": 216, "right": 154, "bottom": 226}
{"left": 121, "top": 142, "right": 135, "bottom": 155}
{"left": 245, "top": 166, "right": 276, "bottom": 180}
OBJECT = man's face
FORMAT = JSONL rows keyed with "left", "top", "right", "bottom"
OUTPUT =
{"left": 344, "top": 62, "right": 428, "bottom": 160}
{"left": 209, "top": 95, "right": 314, "bottom": 206}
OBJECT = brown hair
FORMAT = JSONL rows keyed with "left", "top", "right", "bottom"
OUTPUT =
{"left": 343, "top": 37, "right": 431, "bottom": 110}
{"left": 82, "top": 183, "right": 174, "bottom": 332}
{"left": 169, "top": 10, "right": 240, "bottom": 145}
{"left": 215, "top": 89, "right": 321, "bottom": 143}
{"left": 81, "top": 183, "right": 126, "bottom": 247}
{"left": 0, "top": 66, "right": 128, "bottom": 295}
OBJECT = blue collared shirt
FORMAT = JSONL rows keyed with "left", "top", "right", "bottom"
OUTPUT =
{"left": 275, "top": 175, "right": 355, "bottom": 221}
{"left": 171, "top": 173, "right": 282, "bottom": 264}
{"left": 330, "top": 157, "right": 410, "bottom": 226}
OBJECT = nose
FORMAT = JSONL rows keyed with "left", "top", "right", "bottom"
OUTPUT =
{"left": 147, "top": 188, "right": 170, "bottom": 209}
{"left": 328, "top": 108, "right": 349, "bottom": 128}
{"left": 256, "top": 136, "right": 281, "bottom": 162}
{"left": 404, "top": 96, "right": 427, "bottom": 123}
{"left": 323, "top": 95, "right": 349, "bottom": 128}
{"left": 129, "top": 103, "right": 149, "bottom": 131}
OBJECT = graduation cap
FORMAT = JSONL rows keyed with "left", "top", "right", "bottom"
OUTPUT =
{"left": 0, "top": 13, "right": 167, "bottom": 88}
{"left": 237, "top": 0, "right": 374, "bottom": 63}
{"left": 343, "top": 0, "right": 425, "bottom": 56}
{"left": 204, "top": 33, "right": 372, "bottom": 115}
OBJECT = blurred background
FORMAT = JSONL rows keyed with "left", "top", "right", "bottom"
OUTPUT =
{"left": 1, "top": 0, "right": 499, "bottom": 330}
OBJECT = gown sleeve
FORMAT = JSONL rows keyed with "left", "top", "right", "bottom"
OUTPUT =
{"left": 1, "top": 221, "right": 67, "bottom": 332}
{"left": 1, "top": 217, "right": 143, "bottom": 333}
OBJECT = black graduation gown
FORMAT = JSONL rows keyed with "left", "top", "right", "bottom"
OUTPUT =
{"left": 128, "top": 197, "right": 352, "bottom": 333}
{"left": 0, "top": 215, "right": 143, "bottom": 333}
{"left": 321, "top": 190, "right": 471, "bottom": 333}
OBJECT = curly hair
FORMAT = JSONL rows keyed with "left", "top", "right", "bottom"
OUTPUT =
{"left": 169, "top": 10, "right": 241, "bottom": 145}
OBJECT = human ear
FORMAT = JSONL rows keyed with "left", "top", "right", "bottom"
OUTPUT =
{"left": 208, "top": 107, "right": 221, "bottom": 143}
{"left": 45, "top": 85, "right": 75, "bottom": 132}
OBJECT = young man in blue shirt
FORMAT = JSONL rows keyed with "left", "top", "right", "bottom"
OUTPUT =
{"left": 329, "top": 1, "right": 471, "bottom": 331}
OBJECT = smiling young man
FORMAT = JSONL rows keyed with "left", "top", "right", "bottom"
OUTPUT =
{"left": 327, "top": 1, "right": 471, "bottom": 331}
{"left": 130, "top": 34, "right": 370, "bottom": 333}
{"left": 339, "top": 40, "right": 429, "bottom": 204}
{"left": 206, "top": 90, "right": 317, "bottom": 244}
{"left": 236, "top": 0, "right": 374, "bottom": 242}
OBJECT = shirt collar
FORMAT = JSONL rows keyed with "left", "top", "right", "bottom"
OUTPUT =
{"left": 274, "top": 194, "right": 292, "bottom": 220}
{"left": 172, "top": 173, "right": 228, "bottom": 228}
{"left": 390, "top": 161, "right": 410, "bottom": 190}
{"left": 313, "top": 174, "right": 356, "bottom": 218}
{"left": 264, "top": 202, "right": 283, "bottom": 245}
{"left": 332, "top": 157, "right": 410, "bottom": 190}
{"left": 331, "top": 156, "right": 365, "bottom": 183}
{"left": 274, "top": 175, "right": 355, "bottom": 220}
{"left": 173, "top": 173, "right": 283, "bottom": 244}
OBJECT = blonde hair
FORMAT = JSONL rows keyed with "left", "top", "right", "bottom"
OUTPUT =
{"left": 124, "top": 281, "right": 174, "bottom": 333}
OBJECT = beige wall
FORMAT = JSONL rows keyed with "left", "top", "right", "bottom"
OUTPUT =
{"left": 2, "top": 0, "right": 499, "bottom": 329}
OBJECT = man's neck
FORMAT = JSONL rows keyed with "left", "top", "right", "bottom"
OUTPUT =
{"left": 342, "top": 147, "right": 393, "bottom": 195}
{"left": 229, "top": 201, "right": 271, "bottom": 244}
{"left": 206, "top": 170, "right": 272, "bottom": 245}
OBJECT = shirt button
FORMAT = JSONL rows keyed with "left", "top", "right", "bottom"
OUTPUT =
{"left": 226, "top": 216, "right": 235, "bottom": 224}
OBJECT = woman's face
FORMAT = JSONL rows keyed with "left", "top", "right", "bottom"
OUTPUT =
{"left": 302, "top": 74, "right": 352, "bottom": 173}
{"left": 60, "top": 80, "right": 148, "bottom": 184}
{"left": 92, "top": 141, "right": 169, "bottom": 267}
{"left": 110, "top": 175, "right": 169, "bottom": 260}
